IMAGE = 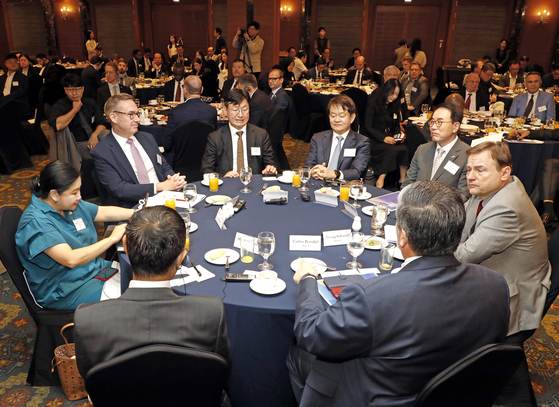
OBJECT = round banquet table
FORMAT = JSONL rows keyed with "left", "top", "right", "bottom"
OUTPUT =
{"left": 136, "top": 86, "right": 164, "bottom": 105}
{"left": 119, "top": 175, "right": 400, "bottom": 407}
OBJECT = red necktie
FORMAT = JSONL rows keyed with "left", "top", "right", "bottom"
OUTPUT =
{"left": 476, "top": 201, "right": 483, "bottom": 218}
{"left": 465, "top": 93, "right": 472, "bottom": 110}
{"left": 175, "top": 82, "right": 181, "bottom": 102}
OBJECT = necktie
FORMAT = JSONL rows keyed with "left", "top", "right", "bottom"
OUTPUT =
{"left": 270, "top": 92, "right": 275, "bottom": 100}
{"left": 175, "top": 82, "right": 181, "bottom": 102}
{"left": 236, "top": 131, "right": 244, "bottom": 173}
{"left": 356, "top": 71, "right": 361, "bottom": 85}
{"left": 524, "top": 94, "right": 534, "bottom": 117}
{"left": 328, "top": 136, "right": 343, "bottom": 170}
{"left": 465, "top": 93, "right": 472, "bottom": 110}
{"left": 126, "top": 139, "right": 150, "bottom": 184}
{"left": 318, "top": 71, "right": 322, "bottom": 80}
{"left": 119, "top": 76, "right": 124, "bottom": 86}
{"left": 476, "top": 200, "right": 484, "bottom": 218}
{"left": 431, "top": 147, "right": 445, "bottom": 179}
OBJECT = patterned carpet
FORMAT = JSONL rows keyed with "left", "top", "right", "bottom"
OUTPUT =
{"left": 1, "top": 131, "right": 558, "bottom": 406}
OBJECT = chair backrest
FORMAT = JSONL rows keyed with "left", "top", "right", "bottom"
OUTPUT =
{"left": 0, "top": 99, "right": 31, "bottom": 172}
{"left": 291, "top": 83, "right": 312, "bottom": 117}
{"left": 171, "top": 119, "right": 215, "bottom": 182}
{"left": 267, "top": 106, "right": 286, "bottom": 147}
{"left": 413, "top": 343, "right": 525, "bottom": 407}
{"left": 85, "top": 344, "right": 229, "bottom": 407}
{"left": 543, "top": 226, "right": 559, "bottom": 316}
{"left": 341, "top": 87, "right": 368, "bottom": 132}
{"left": 0, "top": 206, "right": 44, "bottom": 319}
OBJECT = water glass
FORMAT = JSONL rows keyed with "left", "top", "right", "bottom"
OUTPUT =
{"left": 183, "top": 184, "right": 197, "bottom": 213}
{"left": 157, "top": 94, "right": 164, "bottom": 104}
{"left": 346, "top": 232, "right": 365, "bottom": 269}
{"left": 371, "top": 204, "right": 388, "bottom": 235}
{"left": 299, "top": 165, "right": 311, "bottom": 191}
{"left": 350, "top": 179, "right": 364, "bottom": 209}
{"left": 379, "top": 241, "right": 396, "bottom": 271}
{"left": 257, "top": 231, "right": 275, "bottom": 270}
{"left": 240, "top": 166, "right": 252, "bottom": 193}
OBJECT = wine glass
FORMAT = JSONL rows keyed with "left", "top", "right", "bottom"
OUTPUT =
{"left": 183, "top": 184, "right": 197, "bottom": 213}
{"left": 346, "top": 232, "right": 365, "bottom": 269}
{"left": 350, "top": 179, "right": 364, "bottom": 209}
{"left": 371, "top": 204, "right": 388, "bottom": 236}
{"left": 257, "top": 231, "right": 275, "bottom": 270}
{"left": 421, "top": 104, "right": 430, "bottom": 118}
{"left": 484, "top": 118, "right": 496, "bottom": 133}
{"left": 299, "top": 165, "right": 311, "bottom": 191}
{"left": 240, "top": 166, "right": 252, "bottom": 193}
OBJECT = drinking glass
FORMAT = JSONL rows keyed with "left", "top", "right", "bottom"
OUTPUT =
{"left": 484, "top": 118, "right": 496, "bottom": 133}
{"left": 257, "top": 231, "right": 275, "bottom": 270}
{"left": 299, "top": 165, "right": 311, "bottom": 191}
{"left": 379, "top": 241, "right": 396, "bottom": 271}
{"left": 157, "top": 94, "right": 164, "bottom": 104}
{"left": 292, "top": 169, "right": 301, "bottom": 188}
{"left": 180, "top": 212, "right": 191, "bottom": 232}
{"left": 346, "top": 232, "right": 365, "bottom": 269}
{"left": 240, "top": 236, "right": 255, "bottom": 263}
{"left": 164, "top": 193, "right": 175, "bottom": 210}
{"left": 421, "top": 104, "right": 430, "bottom": 118}
{"left": 183, "top": 184, "right": 197, "bottom": 213}
{"left": 350, "top": 179, "right": 364, "bottom": 209}
{"left": 240, "top": 166, "right": 252, "bottom": 193}
{"left": 134, "top": 98, "right": 140, "bottom": 108}
{"left": 371, "top": 204, "right": 388, "bottom": 236}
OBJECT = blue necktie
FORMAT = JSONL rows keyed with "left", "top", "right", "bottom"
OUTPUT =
{"left": 328, "top": 136, "right": 343, "bottom": 170}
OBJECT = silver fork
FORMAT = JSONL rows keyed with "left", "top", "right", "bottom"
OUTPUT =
{"left": 257, "top": 183, "right": 268, "bottom": 195}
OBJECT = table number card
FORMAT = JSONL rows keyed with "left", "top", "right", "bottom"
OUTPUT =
{"left": 323, "top": 229, "right": 351, "bottom": 246}
{"left": 289, "top": 235, "right": 322, "bottom": 251}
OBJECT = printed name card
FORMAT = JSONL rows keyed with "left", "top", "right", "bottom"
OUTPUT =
{"left": 262, "top": 190, "right": 288, "bottom": 202}
{"left": 289, "top": 235, "right": 322, "bottom": 251}
{"left": 343, "top": 201, "right": 358, "bottom": 218}
{"left": 314, "top": 190, "right": 338, "bottom": 207}
{"left": 322, "top": 229, "right": 351, "bottom": 246}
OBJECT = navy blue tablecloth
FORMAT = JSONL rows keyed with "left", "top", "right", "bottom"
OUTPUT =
{"left": 120, "top": 176, "right": 399, "bottom": 407}
{"left": 136, "top": 86, "right": 164, "bottom": 105}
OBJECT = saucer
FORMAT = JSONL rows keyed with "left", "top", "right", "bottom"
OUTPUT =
{"left": 201, "top": 179, "right": 224, "bottom": 187}
{"left": 290, "top": 258, "right": 327, "bottom": 274}
{"left": 349, "top": 192, "right": 372, "bottom": 200}
{"left": 187, "top": 222, "right": 198, "bottom": 233}
{"left": 364, "top": 236, "right": 385, "bottom": 250}
{"left": 361, "top": 206, "right": 391, "bottom": 217}
{"left": 205, "top": 195, "right": 230, "bottom": 205}
{"left": 277, "top": 176, "right": 293, "bottom": 184}
{"left": 250, "top": 278, "right": 286, "bottom": 295}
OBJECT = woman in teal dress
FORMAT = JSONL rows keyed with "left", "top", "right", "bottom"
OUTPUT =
{"left": 16, "top": 161, "right": 135, "bottom": 310}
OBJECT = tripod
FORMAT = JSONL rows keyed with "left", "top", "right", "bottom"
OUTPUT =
{"left": 236, "top": 35, "right": 253, "bottom": 74}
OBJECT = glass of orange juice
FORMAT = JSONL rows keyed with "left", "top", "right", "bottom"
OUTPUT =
{"left": 208, "top": 173, "right": 219, "bottom": 192}
{"left": 340, "top": 184, "right": 350, "bottom": 202}
{"left": 164, "top": 193, "right": 176, "bottom": 210}
{"left": 292, "top": 169, "right": 301, "bottom": 187}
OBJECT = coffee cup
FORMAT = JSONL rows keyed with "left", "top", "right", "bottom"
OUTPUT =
{"left": 258, "top": 271, "right": 277, "bottom": 290}
{"left": 149, "top": 99, "right": 157, "bottom": 105}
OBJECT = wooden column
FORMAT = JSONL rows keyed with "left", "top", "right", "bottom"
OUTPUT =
{"left": 253, "top": 0, "right": 280, "bottom": 73}
{"left": 227, "top": 0, "right": 246, "bottom": 63}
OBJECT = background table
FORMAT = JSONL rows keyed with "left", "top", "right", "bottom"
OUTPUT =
{"left": 121, "top": 176, "right": 399, "bottom": 407}
{"left": 136, "top": 86, "right": 164, "bottom": 105}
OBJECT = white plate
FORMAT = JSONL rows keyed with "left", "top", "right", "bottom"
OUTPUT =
{"left": 277, "top": 175, "right": 293, "bottom": 184}
{"left": 204, "top": 248, "right": 240, "bottom": 265}
{"left": 412, "top": 120, "right": 427, "bottom": 126}
{"left": 187, "top": 222, "right": 198, "bottom": 233}
{"left": 394, "top": 247, "right": 404, "bottom": 261}
{"left": 361, "top": 205, "right": 391, "bottom": 217}
{"left": 290, "top": 258, "right": 327, "bottom": 274}
{"left": 140, "top": 122, "right": 152, "bottom": 126}
{"left": 250, "top": 278, "right": 287, "bottom": 295}
{"left": 364, "top": 236, "right": 385, "bottom": 250}
{"left": 407, "top": 116, "right": 424, "bottom": 121}
{"left": 205, "top": 195, "right": 231, "bottom": 205}
{"left": 460, "top": 124, "right": 479, "bottom": 133}
{"left": 349, "top": 191, "right": 372, "bottom": 200}
{"left": 201, "top": 179, "right": 224, "bottom": 187}
{"left": 317, "top": 189, "right": 340, "bottom": 197}
{"left": 155, "top": 106, "right": 170, "bottom": 111}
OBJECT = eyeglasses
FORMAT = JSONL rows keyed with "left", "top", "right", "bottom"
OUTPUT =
{"left": 113, "top": 111, "right": 139, "bottom": 120}
{"left": 65, "top": 87, "right": 83, "bottom": 93}
{"left": 428, "top": 119, "right": 453, "bottom": 128}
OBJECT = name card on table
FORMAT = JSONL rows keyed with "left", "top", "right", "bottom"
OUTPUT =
{"left": 289, "top": 235, "right": 322, "bottom": 251}
{"left": 314, "top": 190, "right": 338, "bottom": 207}
{"left": 262, "top": 190, "right": 288, "bottom": 202}
{"left": 215, "top": 211, "right": 227, "bottom": 230}
{"left": 323, "top": 229, "right": 351, "bottom": 246}
{"left": 343, "top": 201, "right": 358, "bottom": 218}
{"left": 233, "top": 232, "right": 257, "bottom": 250}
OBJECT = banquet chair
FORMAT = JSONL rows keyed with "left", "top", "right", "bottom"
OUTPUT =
{"left": 289, "top": 83, "right": 327, "bottom": 142}
{"left": 543, "top": 226, "right": 559, "bottom": 317}
{"left": 85, "top": 344, "right": 229, "bottom": 407}
{"left": 171, "top": 119, "right": 215, "bottom": 182}
{"left": 413, "top": 343, "right": 525, "bottom": 407}
{"left": 0, "top": 206, "right": 75, "bottom": 386}
{"left": 0, "top": 99, "right": 33, "bottom": 174}
{"left": 342, "top": 87, "right": 368, "bottom": 133}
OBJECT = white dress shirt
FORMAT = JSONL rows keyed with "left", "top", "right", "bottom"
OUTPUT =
{"left": 173, "top": 79, "right": 185, "bottom": 102}
{"left": 129, "top": 280, "right": 171, "bottom": 288}
{"left": 465, "top": 91, "right": 477, "bottom": 112}
{"left": 229, "top": 124, "right": 249, "bottom": 171}
{"left": 3, "top": 72, "right": 15, "bottom": 96}
{"left": 433, "top": 136, "right": 458, "bottom": 168}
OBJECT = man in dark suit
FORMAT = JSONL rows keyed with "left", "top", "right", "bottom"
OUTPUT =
{"left": 162, "top": 64, "right": 186, "bottom": 102}
{"left": 127, "top": 49, "right": 145, "bottom": 78}
{"left": 91, "top": 94, "right": 186, "bottom": 208}
{"left": 36, "top": 52, "right": 58, "bottom": 105}
{"left": 81, "top": 56, "right": 104, "bottom": 100}
{"left": 345, "top": 48, "right": 361, "bottom": 70}
{"left": 214, "top": 27, "right": 227, "bottom": 57}
{"left": 146, "top": 52, "right": 170, "bottom": 79}
{"left": 498, "top": 60, "right": 524, "bottom": 90}
{"left": 236, "top": 73, "right": 275, "bottom": 130}
{"left": 288, "top": 180, "right": 510, "bottom": 407}
{"left": 403, "top": 104, "right": 470, "bottom": 201}
{"left": 268, "top": 68, "right": 289, "bottom": 111}
{"left": 542, "top": 63, "right": 559, "bottom": 88}
{"left": 221, "top": 59, "right": 245, "bottom": 94}
{"left": 164, "top": 75, "right": 217, "bottom": 152}
{"left": 479, "top": 62, "right": 497, "bottom": 103}
{"left": 201, "top": 89, "right": 277, "bottom": 177}
{"left": 401, "top": 61, "right": 430, "bottom": 116}
{"left": 344, "top": 56, "right": 374, "bottom": 85}
{"left": 170, "top": 46, "right": 191, "bottom": 67}
{"left": 0, "top": 53, "right": 31, "bottom": 117}
{"left": 75, "top": 205, "right": 230, "bottom": 383}
{"left": 306, "top": 95, "right": 369, "bottom": 181}
{"left": 459, "top": 73, "right": 490, "bottom": 113}
{"left": 306, "top": 58, "right": 329, "bottom": 81}
{"left": 96, "top": 62, "right": 132, "bottom": 110}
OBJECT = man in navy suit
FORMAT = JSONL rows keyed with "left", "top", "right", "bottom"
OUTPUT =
{"left": 96, "top": 62, "right": 132, "bottom": 110}
{"left": 268, "top": 68, "right": 289, "bottom": 111}
{"left": 0, "top": 53, "right": 31, "bottom": 117}
{"left": 162, "top": 64, "right": 185, "bottom": 102}
{"left": 306, "top": 58, "right": 330, "bottom": 81}
{"left": 288, "top": 180, "right": 510, "bottom": 407}
{"left": 509, "top": 72, "right": 556, "bottom": 121}
{"left": 236, "top": 73, "right": 275, "bottom": 130}
{"left": 163, "top": 75, "right": 217, "bottom": 152}
{"left": 305, "top": 95, "right": 370, "bottom": 181}
{"left": 91, "top": 94, "right": 186, "bottom": 208}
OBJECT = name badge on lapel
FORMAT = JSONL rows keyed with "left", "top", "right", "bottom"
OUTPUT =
{"left": 444, "top": 161, "right": 459, "bottom": 175}
{"left": 251, "top": 147, "right": 261, "bottom": 156}
{"left": 538, "top": 106, "right": 547, "bottom": 112}
{"left": 411, "top": 87, "right": 418, "bottom": 92}
{"left": 12, "top": 81, "right": 18, "bottom": 86}
{"left": 344, "top": 148, "right": 356, "bottom": 157}
{"left": 157, "top": 154, "right": 162, "bottom": 165}
{"left": 73, "top": 218, "right": 86, "bottom": 231}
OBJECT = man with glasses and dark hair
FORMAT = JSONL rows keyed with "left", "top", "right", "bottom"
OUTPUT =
{"left": 268, "top": 68, "right": 289, "bottom": 111}
{"left": 403, "top": 103, "right": 470, "bottom": 201}
{"left": 307, "top": 58, "right": 329, "bottom": 81}
{"left": 91, "top": 94, "right": 186, "bottom": 208}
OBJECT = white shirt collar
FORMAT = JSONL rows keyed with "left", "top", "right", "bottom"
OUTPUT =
{"left": 112, "top": 131, "right": 137, "bottom": 147}
{"left": 437, "top": 136, "right": 458, "bottom": 154}
{"left": 228, "top": 124, "right": 248, "bottom": 137}
{"left": 401, "top": 256, "right": 421, "bottom": 269}
{"left": 129, "top": 280, "right": 171, "bottom": 288}
{"left": 333, "top": 129, "right": 350, "bottom": 140}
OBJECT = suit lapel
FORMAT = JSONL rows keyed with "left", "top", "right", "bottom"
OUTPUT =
{"left": 339, "top": 131, "right": 356, "bottom": 168}
{"left": 432, "top": 139, "right": 460, "bottom": 181}
{"left": 422, "top": 142, "right": 437, "bottom": 179}
{"left": 221, "top": 126, "right": 234, "bottom": 171}
{"left": 322, "top": 131, "right": 333, "bottom": 165}
{"left": 108, "top": 133, "right": 138, "bottom": 182}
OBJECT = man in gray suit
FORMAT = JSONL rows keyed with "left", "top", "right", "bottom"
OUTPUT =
{"left": 455, "top": 141, "right": 551, "bottom": 407}
{"left": 75, "top": 205, "right": 230, "bottom": 380}
{"left": 288, "top": 181, "right": 510, "bottom": 407}
{"left": 400, "top": 61, "right": 430, "bottom": 116}
{"left": 403, "top": 104, "right": 470, "bottom": 201}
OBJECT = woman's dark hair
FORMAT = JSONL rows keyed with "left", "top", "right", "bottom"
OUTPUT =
{"left": 195, "top": 49, "right": 205, "bottom": 61}
{"left": 409, "top": 38, "right": 422, "bottom": 58}
{"left": 194, "top": 58, "right": 203, "bottom": 74}
{"left": 500, "top": 38, "right": 508, "bottom": 46}
{"left": 203, "top": 59, "right": 219, "bottom": 74}
{"left": 30, "top": 161, "right": 80, "bottom": 199}
{"left": 280, "top": 57, "right": 294, "bottom": 72}
{"left": 376, "top": 78, "right": 402, "bottom": 108}
{"left": 168, "top": 35, "right": 176, "bottom": 47}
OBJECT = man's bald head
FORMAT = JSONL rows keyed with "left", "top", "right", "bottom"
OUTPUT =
{"left": 184, "top": 75, "right": 202, "bottom": 97}
{"left": 356, "top": 56, "right": 365, "bottom": 71}
{"left": 445, "top": 93, "right": 466, "bottom": 113}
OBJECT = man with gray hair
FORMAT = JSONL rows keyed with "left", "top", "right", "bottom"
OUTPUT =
{"left": 288, "top": 180, "right": 509, "bottom": 406}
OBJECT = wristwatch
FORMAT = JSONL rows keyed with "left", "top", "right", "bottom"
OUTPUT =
{"left": 300, "top": 272, "right": 318, "bottom": 281}
{"left": 334, "top": 170, "right": 341, "bottom": 180}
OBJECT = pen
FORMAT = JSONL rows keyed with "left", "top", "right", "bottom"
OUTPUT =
{"left": 191, "top": 262, "right": 202, "bottom": 277}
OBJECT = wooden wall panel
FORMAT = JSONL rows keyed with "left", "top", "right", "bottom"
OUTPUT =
{"left": 94, "top": 5, "right": 134, "bottom": 59}
{"left": 0, "top": 2, "right": 11, "bottom": 58}
{"left": 52, "top": 0, "right": 83, "bottom": 60}
{"left": 213, "top": 2, "right": 228, "bottom": 50}
{"left": 518, "top": 0, "right": 559, "bottom": 70}
{"left": 451, "top": 6, "right": 507, "bottom": 64}
{"left": 7, "top": 3, "right": 48, "bottom": 55}
{"left": 254, "top": 0, "right": 280, "bottom": 72}
{"left": 279, "top": 1, "right": 302, "bottom": 53}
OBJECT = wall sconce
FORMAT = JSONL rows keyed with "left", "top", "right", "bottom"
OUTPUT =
{"left": 538, "top": 10, "right": 550, "bottom": 24}
{"left": 280, "top": 5, "right": 291, "bottom": 21}
{"left": 60, "top": 6, "right": 70, "bottom": 20}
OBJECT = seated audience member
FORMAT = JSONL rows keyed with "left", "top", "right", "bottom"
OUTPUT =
{"left": 542, "top": 64, "right": 559, "bottom": 88}
{"left": 280, "top": 57, "right": 296, "bottom": 86}
{"left": 91, "top": 94, "right": 186, "bottom": 208}
{"left": 200, "top": 59, "right": 220, "bottom": 101}
{"left": 307, "top": 58, "right": 329, "bottom": 81}
{"left": 400, "top": 61, "right": 429, "bottom": 116}
{"left": 97, "top": 61, "right": 132, "bottom": 110}
{"left": 74, "top": 206, "right": 230, "bottom": 392}
{"left": 455, "top": 141, "right": 551, "bottom": 406}
{"left": 399, "top": 56, "right": 413, "bottom": 82}
{"left": 49, "top": 74, "right": 109, "bottom": 155}
{"left": 170, "top": 46, "right": 191, "bottom": 68}
{"left": 15, "top": 161, "right": 133, "bottom": 310}
{"left": 201, "top": 89, "right": 277, "bottom": 177}
{"left": 142, "top": 48, "right": 152, "bottom": 73}
{"left": 498, "top": 60, "right": 524, "bottom": 90}
{"left": 345, "top": 48, "right": 361, "bottom": 70}
{"left": 364, "top": 79, "right": 408, "bottom": 188}
{"left": 147, "top": 52, "right": 170, "bottom": 79}
{"left": 163, "top": 64, "right": 186, "bottom": 102}
{"left": 222, "top": 59, "right": 245, "bottom": 94}
{"left": 305, "top": 95, "right": 370, "bottom": 181}
{"left": 344, "top": 56, "right": 374, "bottom": 85}
{"left": 460, "top": 73, "right": 490, "bottom": 112}
{"left": 81, "top": 56, "right": 104, "bottom": 100}
{"left": 509, "top": 72, "right": 556, "bottom": 121}
{"left": 403, "top": 104, "right": 470, "bottom": 201}
{"left": 236, "top": 73, "right": 275, "bottom": 129}
{"left": 0, "top": 52, "right": 31, "bottom": 117}
{"left": 268, "top": 68, "right": 290, "bottom": 111}
{"left": 117, "top": 58, "right": 136, "bottom": 94}
{"left": 110, "top": 54, "right": 119, "bottom": 63}
{"left": 192, "top": 58, "right": 203, "bottom": 77}
{"left": 382, "top": 65, "right": 400, "bottom": 82}
{"left": 519, "top": 56, "right": 534, "bottom": 76}
{"left": 218, "top": 52, "right": 228, "bottom": 89}
{"left": 164, "top": 75, "right": 217, "bottom": 152}
{"left": 478, "top": 62, "right": 497, "bottom": 102}
{"left": 287, "top": 180, "right": 510, "bottom": 407}
{"left": 206, "top": 47, "right": 217, "bottom": 62}
{"left": 322, "top": 48, "right": 334, "bottom": 69}
{"left": 288, "top": 47, "right": 307, "bottom": 80}
{"left": 127, "top": 49, "right": 145, "bottom": 77}
{"left": 18, "top": 54, "right": 38, "bottom": 77}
